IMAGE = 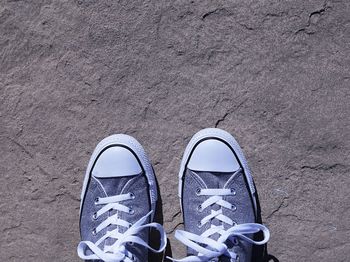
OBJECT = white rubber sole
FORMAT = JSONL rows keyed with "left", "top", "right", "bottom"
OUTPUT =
{"left": 178, "top": 128, "right": 257, "bottom": 215}
{"left": 80, "top": 134, "right": 157, "bottom": 220}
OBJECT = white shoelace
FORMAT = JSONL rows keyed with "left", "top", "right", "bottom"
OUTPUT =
{"left": 170, "top": 188, "right": 270, "bottom": 261}
{"left": 77, "top": 193, "right": 167, "bottom": 262}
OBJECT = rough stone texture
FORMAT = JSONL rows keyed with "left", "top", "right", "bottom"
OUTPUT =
{"left": 0, "top": 0, "right": 349, "bottom": 261}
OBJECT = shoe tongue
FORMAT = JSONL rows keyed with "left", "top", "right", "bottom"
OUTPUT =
{"left": 194, "top": 171, "right": 234, "bottom": 189}
{"left": 95, "top": 174, "right": 140, "bottom": 196}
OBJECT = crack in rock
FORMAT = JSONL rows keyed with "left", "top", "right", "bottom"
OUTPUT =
{"left": 301, "top": 163, "right": 347, "bottom": 172}
{"left": 215, "top": 99, "right": 247, "bottom": 127}
{"left": 165, "top": 210, "right": 182, "bottom": 223}
{"left": 202, "top": 8, "right": 232, "bottom": 20}
{"left": 166, "top": 222, "right": 184, "bottom": 234}
{"left": 295, "top": 0, "right": 331, "bottom": 35}
{"left": 266, "top": 196, "right": 288, "bottom": 220}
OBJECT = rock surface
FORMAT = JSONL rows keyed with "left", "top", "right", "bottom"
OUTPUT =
{"left": 0, "top": 0, "right": 349, "bottom": 261}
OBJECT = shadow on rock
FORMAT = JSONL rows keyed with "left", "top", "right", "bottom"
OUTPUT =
{"left": 149, "top": 173, "right": 172, "bottom": 262}
{"left": 252, "top": 184, "right": 279, "bottom": 262}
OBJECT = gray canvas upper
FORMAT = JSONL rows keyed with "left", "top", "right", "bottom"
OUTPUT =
{"left": 80, "top": 172, "right": 151, "bottom": 261}
{"left": 182, "top": 169, "right": 256, "bottom": 262}
{"left": 179, "top": 132, "right": 265, "bottom": 262}
{"left": 78, "top": 134, "right": 161, "bottom": 262}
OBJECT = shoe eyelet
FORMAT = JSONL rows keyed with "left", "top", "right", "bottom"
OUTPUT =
{"left": 196, "top": 188, "right": 201, "bottom": 195}
{"left": 129, "top": 192, "right": 135, "bottom": 199}
{"left": 92, "top": 212, "right": 98, "bottom": 220}
{"left": 129, "top": 206, "right": 135, "bottom": 215}
{"left": 94, "top": 197, "right": 100, "bottom": 205}
{"left": 230, "top": 188, "right": 236, "bottom": 195}
{"left": 197, "top": 221, "right": 202, "bottom": 228}
{"left": 197, "top": 204, "right": 202, "bottom": 212}
{"left": 128, "top": 223, "right": 132, "bottom": 228}
{"left": 92, "top": 228, "right": 97, "bottom": 235}
{"left": 231, "top": 204, "right": 237, "bottom": 211}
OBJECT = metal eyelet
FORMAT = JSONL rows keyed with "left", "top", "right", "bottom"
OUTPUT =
{"left": 94, "top": 197, "right": 100, "bottom": 204}
{"left": 129, "top": 192, "right": 135, "bottom": 199}
{"left": 231, "top": 204, "right": 237, "bottom": 211}
{"left": 196, "top": 188, "right": 201, "bottom": 195}
{"left": 92, "top": 228, "right": 97, "bottom": 235}
{"left": 197, "top": 221, "right": 202, "bottom": 228}
{"left": 129, "top": 206, "right": 135, "bottom": 215}
{"left": 92, "top": 212, "right": 98, "bottom": 220}
{"left": 230, "top": 188, "right": 236, "bottom": 195}
{"left": 197, "top": 204, "right": 202, "bottom": 212}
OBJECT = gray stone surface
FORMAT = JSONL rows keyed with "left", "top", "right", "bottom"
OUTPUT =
{"left": 0, "top": 0, "right": 349, "bottom": 261}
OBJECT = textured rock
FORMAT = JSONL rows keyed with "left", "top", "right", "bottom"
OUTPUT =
{"left": 0, "top": 0, "right": 349, "bottom": 261}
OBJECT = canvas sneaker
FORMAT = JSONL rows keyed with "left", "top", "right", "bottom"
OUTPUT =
{"left": 173, "top": 128, "right": 270, "bottom": 262}
{"left": 77, "top": 134, "right": 166, "bottom": 261}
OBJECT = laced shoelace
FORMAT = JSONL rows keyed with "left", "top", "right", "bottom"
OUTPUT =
{"left": 77, "top": 193, "right": 167, "bottom": 262}
{"left": 169, "top": 188, "right": 270, "bottom": 262}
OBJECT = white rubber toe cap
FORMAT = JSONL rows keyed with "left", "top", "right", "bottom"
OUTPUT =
{"left": 92, "top": 146, "right": 142, "bottom": 178}
{"left": 187, "top": 139, "right": 240, "bottom": 172}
